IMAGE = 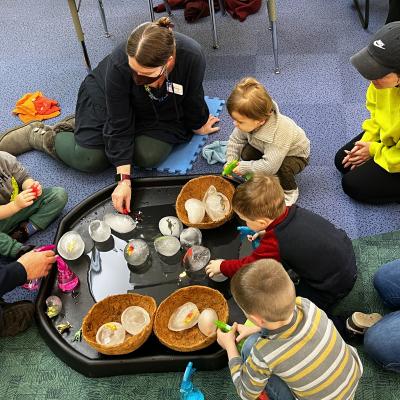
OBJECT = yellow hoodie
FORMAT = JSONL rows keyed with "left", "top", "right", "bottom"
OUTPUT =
{"left": 360, "top": 83, "right": 400, "bottom": 173}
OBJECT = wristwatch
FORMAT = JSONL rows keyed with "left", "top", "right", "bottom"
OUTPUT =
{"left": 115, "top": 173, "right": 132, "bottom": 182}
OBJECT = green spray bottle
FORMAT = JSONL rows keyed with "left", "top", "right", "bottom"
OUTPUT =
{"left": 214, "top": 320, "right": 246, "bottom": 352}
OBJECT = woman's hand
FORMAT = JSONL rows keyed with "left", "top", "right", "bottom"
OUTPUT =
{"left": 342, "top": 141, "right": 372, "bottom": 170}
{"left": 193, "top": 114, "right": 220, "bottom": 135}
{"left": 112, "top": 181, "right": 131, "bottom": 214}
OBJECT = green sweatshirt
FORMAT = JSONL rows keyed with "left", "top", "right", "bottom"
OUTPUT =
{"left": 360, "top": 83, "right": 400, "bottom": 172}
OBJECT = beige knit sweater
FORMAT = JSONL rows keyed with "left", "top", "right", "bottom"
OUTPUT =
{"left": 226, "top": 101, "right": 310, "bottom": 175}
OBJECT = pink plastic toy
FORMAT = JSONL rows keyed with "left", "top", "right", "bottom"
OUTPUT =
{"left": 56, "top": 256, "right": 79, "bottom": 292}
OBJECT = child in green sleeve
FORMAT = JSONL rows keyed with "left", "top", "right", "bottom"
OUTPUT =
{"left": 0, "top": 151, "right": 68, "bottom": 258}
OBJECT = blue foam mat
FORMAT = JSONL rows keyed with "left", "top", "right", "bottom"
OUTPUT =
{"left": 141, "top": 96, "right": 225, "bottom": 175}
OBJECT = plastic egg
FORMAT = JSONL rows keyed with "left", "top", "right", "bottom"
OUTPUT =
{"left": 159, "top": 216, "right": 183, "bottom": 237}
{"left": 168, "top": 302, "right": 200, "bottom": 331}
{"left": 95, "top": 322, "right": 125, "bottom": 346}
{"left": 121, "top": 306, "right": 150, "bottom": 335}
{"left": 124, "top": 239, "right": 150, "bottom": 266}
{"left": 184, "top": 199, "right": 206, "bottom": 224}
{"left": 198, "top": 308, "right": 218, "bottom": 337}
{"left": 57, "top": 231, "right": 85, "bottom": 260}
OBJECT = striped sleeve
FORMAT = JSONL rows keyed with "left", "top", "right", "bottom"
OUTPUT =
{"left": 237, "top": 143, "right": 288, "bottom": 175}
{"left": 226, "top": 128, "right": 248, "bottom": 163}
{"left": 228, "top": 349, "right": 272, "bottom": 400}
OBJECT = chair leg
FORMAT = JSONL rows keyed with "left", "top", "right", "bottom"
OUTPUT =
{"left": 67, "top": 0, "right": 92, "bottom": 72}
{"left": 97, "top": 0, "right": 111, "bottom": 37}
{"left": 208, "top": 0, "right": 219, "bottom": 49}
{"left": 353, "top": 0, "right": 369, "bottom": 29}
{"left": 163, "top": 0, "right": 172, "bottom": 15}
{"left": 266, "top": 0, "right": 279, "bottom": 74}
{"left": 218, "top": 0, "right": 226, "bottom": 16}
{"left": 148, "top": 0, "right": 155, "bottom": 21}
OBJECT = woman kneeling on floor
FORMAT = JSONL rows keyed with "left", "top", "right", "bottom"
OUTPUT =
{"left": 0, "top": 17, "right": 219, "bottom": 214}
{"left": 334, "top": 22, "right": 400, "bottom": 204}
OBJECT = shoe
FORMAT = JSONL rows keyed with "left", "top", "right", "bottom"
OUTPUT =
{"left": 28, "top": 124, "right": 58, "bottom": 159}
{"left": 52, "top": 114, "right": 75, "bottom": 133}
{"left": 284, "top": 188, "right": 299, "bottom": 206}
{"left": 346, "top": 312, "right": 383, "bottom": 335}
{"left": 0, "top": 300, "right": 35, "bottom": 337}
{"left": 0, "top": 121, "right": 44, "bottom": 155}
{"left": 10, "top": 221, "right": 30, "bottom": 243}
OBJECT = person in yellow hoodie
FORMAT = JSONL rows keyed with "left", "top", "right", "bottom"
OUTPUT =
{"left": 335, "top": 22, "right": 400, "bottom": 203}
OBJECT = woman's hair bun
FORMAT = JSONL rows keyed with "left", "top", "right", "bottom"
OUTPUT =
{"left": 156, "top": 16, "right": 174, "bottom": 29}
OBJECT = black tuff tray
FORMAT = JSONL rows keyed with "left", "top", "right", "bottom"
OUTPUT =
{"left": 36, "top": 175, "right": 246, "bottom": 377}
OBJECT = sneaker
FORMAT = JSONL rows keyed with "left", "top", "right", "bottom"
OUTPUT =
{"left": 10, "top": 221, "right": 30, "bottom": 243}
{"left": 284, "top": 188, "right": 299, "bottom": 206}
{"left": 0, "top": 300, "right": 35, "bottom": 337}
{"left": 346, "top": 312, "right": 383, "bottom": 335}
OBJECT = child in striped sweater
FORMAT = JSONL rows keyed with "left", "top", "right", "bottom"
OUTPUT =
{"left": 225, "top": 77, "right": 310, "bottom": 205}
{"left": 217, "top": 259, "right": 363, "bottom": 400}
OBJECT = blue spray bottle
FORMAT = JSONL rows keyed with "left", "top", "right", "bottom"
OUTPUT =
{"left": 180, "top": 362, "right": 205, "bottom": 400}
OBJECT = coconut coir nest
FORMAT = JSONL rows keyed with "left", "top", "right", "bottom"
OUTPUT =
{"left": 82, "top": 293, "right": 156, "bottom": 355}
{"left": 176, "top": 175, "right": 235, "bottom": 229}
{"left": 153, "top": 285, "right": 229, "bottom": 352}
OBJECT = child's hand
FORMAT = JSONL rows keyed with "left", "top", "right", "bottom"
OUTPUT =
{"left": 236, "top": 324, "right": 262, "bottom": 342}
{"left": 30, "top": 181, "right": 42, "bottom": 198}
{"left": 14, "top": 189, "right": 36, "bottom": 210}
{"left": 248, "top": 231, "right": 263, "bottom": 243}
{"left": 232, "top": 166, "right": 241, "bottom": 175}
{"left": 205, "top": 259, "right": 224, "bottom": 277}
{"left": 217, "top": 322, "right": 238, "bottom": 350}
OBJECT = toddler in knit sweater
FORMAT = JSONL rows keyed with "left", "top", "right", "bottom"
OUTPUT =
{"left": 225, "top": 77, "right": 310, "bottom": 205}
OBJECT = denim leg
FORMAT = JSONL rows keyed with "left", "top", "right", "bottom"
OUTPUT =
{"left": 241, "top": 332, "right": 262, "bottom": 361}
{"left": 373, "top": 260, "right": 400, "bottom": 309}
{"left": 241, "top": 331, "right": 295, "bottom": 400}
{"left": 266, "top": 375, "right": 296, "bottom": 400}
{"left": 364, "top": 310, "right": 400, "bottom": 372}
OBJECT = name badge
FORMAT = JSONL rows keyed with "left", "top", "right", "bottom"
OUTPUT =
{"left": 167, "top": 82, "right": 183, "bottom": 95}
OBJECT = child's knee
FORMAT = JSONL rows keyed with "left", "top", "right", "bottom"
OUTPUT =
{"left": 45, "top": 187, "right": 68, "bottom": 209}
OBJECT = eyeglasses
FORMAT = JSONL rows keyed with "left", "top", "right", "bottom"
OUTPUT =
{"left": 131, "top": 65, "right": 167, "bottom": 85}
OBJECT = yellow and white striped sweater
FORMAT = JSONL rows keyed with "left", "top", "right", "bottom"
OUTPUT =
{"left": 229, "top": 297, "right": 363, "bottom": 400}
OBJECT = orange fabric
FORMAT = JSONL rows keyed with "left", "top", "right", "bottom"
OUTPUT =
{"left": 12, "top": 91, "right": 61, "bottom": 123}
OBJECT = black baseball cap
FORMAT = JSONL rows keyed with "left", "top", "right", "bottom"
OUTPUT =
{"left": 350, "top": 22, "right": 400, "bottom": 80}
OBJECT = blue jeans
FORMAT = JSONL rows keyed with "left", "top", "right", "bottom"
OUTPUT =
{"left": 364, "top": 260, "right": 400, "bottom": 372}
{"left": 241, "top": 331, "right": 295, "bottom": 400}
